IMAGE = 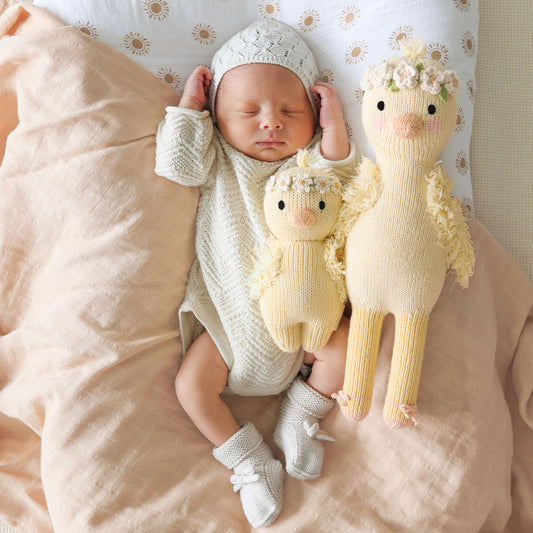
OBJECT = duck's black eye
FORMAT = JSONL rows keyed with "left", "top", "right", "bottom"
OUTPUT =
{"left": 377, "top": 101, "right": 385, "bottom": 111}
{"left": 428, "top": 104, "right": 436, "bottom": 115}
{"left": 319, "top": 200, "right": 326, "bottom": 210}
{"left": 278, "top": 200, "right": 285, "bottom": 210}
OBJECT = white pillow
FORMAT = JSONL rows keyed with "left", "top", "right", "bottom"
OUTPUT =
{"left": 32, "top": 0, "right": 479, "bottom": 205}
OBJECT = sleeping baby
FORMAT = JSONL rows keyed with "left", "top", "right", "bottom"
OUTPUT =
{"left": 155, "top": 19, "right": 357, "bottom": 527}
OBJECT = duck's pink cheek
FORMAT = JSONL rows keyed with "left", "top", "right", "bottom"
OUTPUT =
{"left": 372, "top": 114, "right": 386, "bottom": 131}
{"left": 426, "top": 118, "right": 442, "bottom": 135}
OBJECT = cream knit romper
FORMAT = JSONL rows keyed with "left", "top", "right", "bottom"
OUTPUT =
{"left": 155, "top": 107, "right": 357, "bottom": 396}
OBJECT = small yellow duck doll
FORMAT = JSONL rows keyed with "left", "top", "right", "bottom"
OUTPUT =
{"left": 251, "top": 150, "right": 346, "bottom": 353}
{"left": 333, "top": 38, "right": 475, "bottom": 428}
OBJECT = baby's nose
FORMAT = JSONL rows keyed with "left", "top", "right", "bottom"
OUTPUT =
{"left": 287, "top": 207, "right": 317, "bottom": 228}
{"left": 260, "top": 112, "right": 283, "bottom": 129}
{"left": 390, "top": 113, "right": 423, "bottom": 139}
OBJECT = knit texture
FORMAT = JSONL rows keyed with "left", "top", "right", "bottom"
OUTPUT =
{"left": 155, "top": 108, "right": 357, "bottom": 396}
{"left": 253, "top": 153, "right": 345, "bottom": 353}
{"left": 212, "top": 422, "right": 284, "bottom": 528}
{"left": 337, "top": 39, "right": 474, "bottom": 428}
{"left": 274, "top": 377, "right": 335, "bottom": 479}
{"left": 209, "top": 19, "right": 319, "bottom": 119}
{"left": 341, "top": 307, "right": 386, "bottom": 421}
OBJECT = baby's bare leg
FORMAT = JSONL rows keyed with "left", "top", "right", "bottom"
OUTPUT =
{"left": 175, "top": 331, "right": 240, "bottom": 447}
{"left": 305, "top": 315, "right": 349, "bottom": 396}
{"left": 178, "top": 334, "right": 284, "bottom": 527}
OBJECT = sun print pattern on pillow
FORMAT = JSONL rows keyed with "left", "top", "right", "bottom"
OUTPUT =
{"left": 192, "top": 23, "right": 217, "bottom": 46}
{"left": 427, "top": 42, "right": 449, "bottom": 65}
{"left": 157, "top": 67, "right": 181, "bottom": 90}
{"left": 389, "top": 26, "right": 415, "bottom": 51}
{"left": 31, "top": 0, "right": 480, "bottom": 208}
{"left": 298, "top": 9, "right": 320, "bottom": 32}
{"left": 75, "top": 21, "right": 98, "bottom": 38}
{"left": 345, "top": 40, "right": 368, "bottom": 65}
{"left": 339, "top": 6, "right": 360, "bottom": 31}
{"left": 123, "top": 32, "right": 151, "bottom": 55}
{"left": 142, "top": 0, "right": 170, "bottom": 21}
{"left": 258, "top": 0, "right": 280, "bottom": 20}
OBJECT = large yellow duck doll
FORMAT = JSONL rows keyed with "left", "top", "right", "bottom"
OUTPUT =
{"left": 334, "top": 38, "right": 475, "bottom": 428}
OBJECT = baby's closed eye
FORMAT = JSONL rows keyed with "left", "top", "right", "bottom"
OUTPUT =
{"left": 237, "top": 107, "right": 259, "bottom": 115}
{"left": 282, "top": 108, "right": 305, "bottom": 115}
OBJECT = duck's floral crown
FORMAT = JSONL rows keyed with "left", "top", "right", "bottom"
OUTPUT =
{"left": 361, "top": 39, "right": 460, "bottom": 103}
{"left": 266, "top": 150, "right": 342, "bottom": 195}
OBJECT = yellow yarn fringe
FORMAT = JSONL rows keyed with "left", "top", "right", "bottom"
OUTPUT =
{"left": 249, "top": 237, "right": 283, "bottom": 299}
{"left": 296, "top": 148, "right": 321, "bottom": 169}
{"left": 325, "top": 158, "right": 382, "bottom": 277}
{"left": 426, "top": 163, "right": 475, "bottom": 288}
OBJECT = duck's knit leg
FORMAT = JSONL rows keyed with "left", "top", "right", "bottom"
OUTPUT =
{"left": 384, "top": 314, "right": 429, "bottom": 429}
{"left": 274, "top": 377, "right": 336, "bottom": 479}
{"left": 339, "top": 306, "right": 386, "bottom": 421}
{"left": 269, "top": 324, "right": 301, "bottom": 354}
{"left": 212, "top": 422, "right": 285, "bottom": 528}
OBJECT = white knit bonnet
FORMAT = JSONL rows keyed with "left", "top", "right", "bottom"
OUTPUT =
{"left": 209, "top": 19, "right": 319, "bottom": 120}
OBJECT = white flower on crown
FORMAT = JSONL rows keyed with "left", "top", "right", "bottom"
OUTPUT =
{"left": 361, "top": 61, "right": 394, "bottom": 91}
{"left": 393, "top": 61, "right": 419, "bottom": 90}
{"left": 266, "top": 174, "right": 290, "bottom": 193}
{"left": 359, "top": 38, "right": 461, "bottom": 102}
{"left": 444, "top": 70, "right": 461, "bottom": 96}
{"left": 315, "top": 176, "right": 334, "bottom": 194}
{"left": 361, "top": 61, "right": 461, "bottom": 101}
{"left": 266, "top": 173, "right": 342, "bottom": 194}
{"left": 419, "top": 66, "right": 446, "bottom": 95}
{"left": 294, "top": 175, "right": 314, "bottom": 193}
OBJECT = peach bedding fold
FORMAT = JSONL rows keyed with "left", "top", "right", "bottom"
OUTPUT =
{"left": 0, "top": 4, "right": 532, "bottom": 533}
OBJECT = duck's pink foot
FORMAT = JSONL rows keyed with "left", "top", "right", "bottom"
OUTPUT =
{"left": 384, "top": 402, "right": 418, "bottom": 429}
{"left": 333, "top": 390, "right": 371, "bottom": 421}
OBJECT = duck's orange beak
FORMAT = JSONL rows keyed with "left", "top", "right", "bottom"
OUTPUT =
{"left": 287, "top": 207, "right": 317, "bottom": 228}
{"left": 390, "top": 113, "right": 423, "bottom": 139}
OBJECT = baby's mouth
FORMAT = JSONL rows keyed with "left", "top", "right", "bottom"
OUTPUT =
{"left": 256, "top": 140, "right": 285, "bottom": 147}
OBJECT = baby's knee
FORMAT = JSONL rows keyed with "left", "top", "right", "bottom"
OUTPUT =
{"left": 175, "top": 332, "right": 228, "bottom": 403}
{"left": 175, "top": 362, "right": 198, "bottom": 405}
{"left": 310, "top": 316, "right": 349, "bottom": 362}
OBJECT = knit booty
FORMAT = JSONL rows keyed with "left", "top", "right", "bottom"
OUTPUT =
{"left": 213, "top": 421, "right": 285, "bottom": 528}
{"left": 274, "top": 377, "right": 336, "bottom": 480}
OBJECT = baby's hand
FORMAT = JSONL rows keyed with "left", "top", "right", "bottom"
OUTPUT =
{"left": 179, "top": 66, "right": 213, "bottom": 112}
{"left": 311, "top": 82, "right": 350, "bottom": 161}
{"left": 310, "top": 82, "right": 346, "bottom": 134}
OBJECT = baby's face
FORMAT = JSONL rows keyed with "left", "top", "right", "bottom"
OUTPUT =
{"left": 215, "top": 64, "right": 315, "bottom": 161}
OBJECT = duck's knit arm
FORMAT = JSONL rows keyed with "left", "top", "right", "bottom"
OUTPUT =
{"left": 154, "top": 107, "right": 216, "bottom": 187}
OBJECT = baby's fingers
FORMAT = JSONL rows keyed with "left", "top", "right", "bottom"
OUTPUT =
{"left": 181, "top": 66, "right": 213, "bottom": 111}
{"left": 311, "top": 83, "right": 344, "bottom": 125}
{"left": 192, "top": 65, "right": 213, "bottom": 92}
{"left": 310, "top": 81, "right": 338, "bottom": 98}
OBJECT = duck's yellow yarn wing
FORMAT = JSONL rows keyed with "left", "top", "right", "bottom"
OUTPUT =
{"left": 249, "top": 237, "right": 283, "bottom": 299}
{"left": 426, "top": 163, "right": 475, "bottom": 287}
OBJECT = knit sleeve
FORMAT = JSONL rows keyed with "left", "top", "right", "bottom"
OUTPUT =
{"left": 310, "top": 139, "right": 359, "bottom": 184}
{"left": 154, "top": 107, "right": 216, "bottom": 187}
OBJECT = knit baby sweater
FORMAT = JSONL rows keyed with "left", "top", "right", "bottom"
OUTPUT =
{"left": 155, "top": 106, "right": 357, "bottom": 396}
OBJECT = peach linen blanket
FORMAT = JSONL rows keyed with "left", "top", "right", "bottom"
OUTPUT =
{"left": 0, "top": 4, "right": 532, "bottom": 533}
